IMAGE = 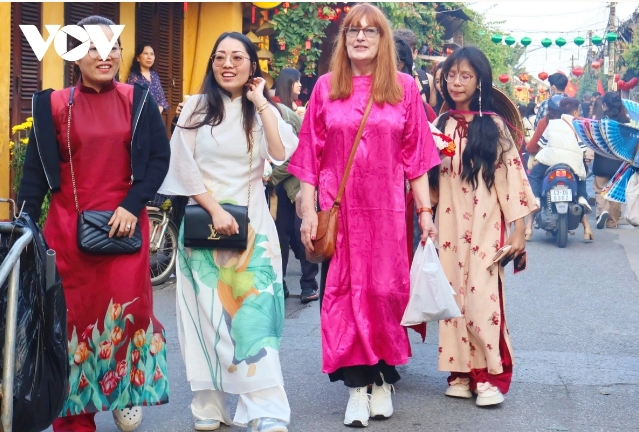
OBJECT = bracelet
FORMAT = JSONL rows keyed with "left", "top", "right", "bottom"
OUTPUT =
{"left": 416, "top": 207, "right": 433, "bottom": 215}
{"left": 256, "top": 102, "right": 270, "bottom": 114}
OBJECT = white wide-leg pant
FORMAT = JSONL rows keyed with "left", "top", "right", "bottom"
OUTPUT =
{"left": 191, "top": 385, "right": 291, "bottom": 427}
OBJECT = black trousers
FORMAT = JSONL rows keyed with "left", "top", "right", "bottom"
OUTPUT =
{"left": 319, "top": 260, "right": 401, "bottom": 388}
{"left": 275, "top": 185, "right": 319, "bottom": 291}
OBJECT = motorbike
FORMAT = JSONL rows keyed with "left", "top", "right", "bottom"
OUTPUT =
{"left": 534, "top": 164, "right": 585, "bottom": 248}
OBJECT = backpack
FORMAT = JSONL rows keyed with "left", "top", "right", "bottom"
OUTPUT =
{"left": 415, "top": 69, "right": 432, "bottom": 105}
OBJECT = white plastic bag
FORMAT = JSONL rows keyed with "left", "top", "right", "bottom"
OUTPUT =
{"left": 401, "top": 239, "right": 461, "bottom": 325}
{"left": 624, "top": 172, "right": 639, "bottom": 227}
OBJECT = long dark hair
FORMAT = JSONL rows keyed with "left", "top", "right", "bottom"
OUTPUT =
{"left": 129, "top": 44, "right": 155, "bottom": 76}
{"left": 70, "top": 15, "right": 120, "bottom": 83}
{"left": 182, "top": 32, "right": 274, "bottom": 152}
{"left": 602, "top": 91, "right": 631, "bottom": 124}
{"left": 436, "top": 46, "right": 510, "bottom": 191}
{"left": 592, "top": 96, "right": 605, "bottom": 119}
{"left": 275, "top": 68, "right": 301, "bottom": 110}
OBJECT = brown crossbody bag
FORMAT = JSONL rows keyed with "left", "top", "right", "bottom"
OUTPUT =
{"left": 306, "top": 97, "right": 374, "bottom": 264}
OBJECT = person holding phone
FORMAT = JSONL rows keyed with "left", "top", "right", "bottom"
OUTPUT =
{"left": 432, "top": 47, "right": 537, "bottom": 407}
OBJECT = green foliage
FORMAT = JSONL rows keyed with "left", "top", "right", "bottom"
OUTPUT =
{"left": 271, "top": 3, "right": 334, "bottom": 77}
{"left": 374, "top": 2, "right": 448, "bottom": 67}
{"left": 622, "top": 40, "right": 639, "bottom": 75}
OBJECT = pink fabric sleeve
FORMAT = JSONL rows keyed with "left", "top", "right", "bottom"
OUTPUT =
{"left": 287, "top": 78, "right": 327, "bottom": 187}
{"left": 402, "top": 76, "right": 441, "bottom": 180}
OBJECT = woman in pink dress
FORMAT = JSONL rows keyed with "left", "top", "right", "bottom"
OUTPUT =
{"left": 288, "top": 3, "right": 439, "bottom": 428}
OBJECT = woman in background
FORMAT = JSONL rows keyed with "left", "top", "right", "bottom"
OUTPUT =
{"left": 127, "top": 44, "right": 170, "bottom": 114}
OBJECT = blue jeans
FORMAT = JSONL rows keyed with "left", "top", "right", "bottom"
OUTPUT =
{"left": 528, "top": 163, "right": 587, "bottom": 199}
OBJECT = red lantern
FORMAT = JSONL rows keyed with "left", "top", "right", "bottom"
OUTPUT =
{"left": 571, "top": 67, "right": 583, "bottom": 77}
{"left": 335, "top": 7, "right": 342, "bottom": 15}
{"left": 519, "top": 73, "right": 530, "bottom": 83}
{"left": 528, "top": 87, "right": 534, "bottom": 93}
{"left": 305, "top": 38, "right": 312, "bottom": 50}
{"left": 538, "top": 72, "right": 549, "bottom": 81}
{"left": 344, "top": 5, "right": 351, "bottom": 13}
{"left": 516, "top": 86, "right": 523, "bottom": 91}
{"left": 592, "top": 61, "right": 601, "bottom": 69}
{"left": 282, "top": 2, "right": 290, "bottom": 9}
{"left": 498, "top": 74, "right": 510, "bottom": 84}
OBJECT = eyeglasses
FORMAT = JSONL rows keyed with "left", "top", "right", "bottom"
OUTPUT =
{"left": 444, "top": 72, "right": 475, "bottom": 85}
{"left": 212, "top": 53, "right": 251, "bottom": 67}
{"left": 345, "top": 27, "right": 381, "bottom": 39}
{"left": 87, "top": 46, "right": 122, "bottom": 59}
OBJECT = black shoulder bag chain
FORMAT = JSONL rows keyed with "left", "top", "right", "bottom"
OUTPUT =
{"left": 67, "top": 87, "right": 143, "bottom": 254}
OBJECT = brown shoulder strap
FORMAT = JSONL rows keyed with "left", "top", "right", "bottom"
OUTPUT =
{"left": 334, "top": 97, "right": 374, "bottom": 206}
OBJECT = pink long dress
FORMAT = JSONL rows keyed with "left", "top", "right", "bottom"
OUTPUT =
{"left": 288, "top": 72, "right": 440, "bottom": 374}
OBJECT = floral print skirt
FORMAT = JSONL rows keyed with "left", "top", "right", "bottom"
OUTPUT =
{"left": 44, "top": 207, "right": 170, "bottom": 417}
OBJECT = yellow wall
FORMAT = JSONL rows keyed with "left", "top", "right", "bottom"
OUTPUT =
{"left": 42, "top": 3, "right": 64, "bottom": 90}
{"left": 0, "top": 3, "right": 9, "bottom": 220}
{"left": 183, "top": 2, "right": 243, "bottom": 95}
{"left": 119, "top": 2, "right": 136, "bottom": 82}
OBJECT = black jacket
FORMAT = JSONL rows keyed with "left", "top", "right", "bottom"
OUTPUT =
{"left": 18, "top": 83, "right": 170, "bottom": 221}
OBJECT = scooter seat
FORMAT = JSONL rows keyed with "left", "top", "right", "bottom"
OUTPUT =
{"left": 544, "top": 163, "right": 575, "bottom": 176}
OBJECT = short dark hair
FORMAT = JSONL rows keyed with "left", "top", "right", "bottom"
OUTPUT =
{"left": 548, "top": 73, "right": 568, "bottom": 91}
{"left": 393, "top": 28, "right": 418, "bottom": 51}
{"left": 592, "top": 91, "right": 602, "bottom": 98}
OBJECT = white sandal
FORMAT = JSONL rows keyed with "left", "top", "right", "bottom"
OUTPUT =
{"left": 113, "top": 407, "right": 143, "bottom": 432}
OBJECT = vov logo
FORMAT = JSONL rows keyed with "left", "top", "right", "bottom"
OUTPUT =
{"left": 19, "top": 25, "right": 125, "bottom": 62}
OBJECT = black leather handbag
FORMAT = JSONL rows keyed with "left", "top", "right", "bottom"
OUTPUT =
{"left": 183, "top": 204, "right": 249, "bottom": 249}
{"left": 67, "top": 87, "right": 142, "bottom": 255}
{"left": 183, "top": 137, "right": 254, "bottom": 250}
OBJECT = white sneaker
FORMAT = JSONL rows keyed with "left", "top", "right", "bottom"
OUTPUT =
{"left": 344, "top": 387, "right": 371, "bottom": 428}
{"left": 475, "top": 382, "right": 505, "bottom": 406}
{"left": 113, "top": 407, "right": 143, "bottom": 432}
{"left": 578, "top": 197, "right": 593, "bottom": 214}
{"left": 445, "top": 377, "right": 472, "bottom": 399}
{"left": 194, "top": 419, "right": 221, "bottom": 431}
{"left": 370, "top": 374, "right": 394, "bottom": 419}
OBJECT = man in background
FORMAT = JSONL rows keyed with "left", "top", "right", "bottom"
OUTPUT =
{"left": 534, "top": 72, "right": 568, "bottom": 128}
{"left": 393, "top": 28, "right": 437, "bottom": 109}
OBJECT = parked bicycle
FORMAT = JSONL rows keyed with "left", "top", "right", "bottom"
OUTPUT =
{"left": 147, "top": 194, "right": 178, "bottom": 286}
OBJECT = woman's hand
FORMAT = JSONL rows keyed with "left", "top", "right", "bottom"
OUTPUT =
{"left": 211, "top": 207, "right": 239, "bottom": 237}
{"left": 246, "top": 77, "right": 267, "bottom": 105}
{"left": 108, "top": 207, "right": 138, "bottom": 238}
{"left": 503, "top": 219, "right": 526, "bottom": 260}
{"left": 300, "top": 209, "right": 318, "bottom": 252}
{"left": 419, "top": 213, "right": 438, "bottom": 244}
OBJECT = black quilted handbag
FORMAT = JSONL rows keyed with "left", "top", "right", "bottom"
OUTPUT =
{"left": 66, "top": 87, "right": 142, "bottom": 255}
{"left": 77, "top": 210, "right": 142, "bottom": 254}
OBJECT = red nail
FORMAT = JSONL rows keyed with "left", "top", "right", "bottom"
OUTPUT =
{"left": 421, "top": 241, "right": 426, "bottom": 245}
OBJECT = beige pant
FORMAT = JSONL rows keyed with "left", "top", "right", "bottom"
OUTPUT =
{"left": 593, "top": 176, "right": 622, "bottom": 227}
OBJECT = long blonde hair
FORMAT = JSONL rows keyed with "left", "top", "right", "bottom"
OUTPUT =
{"left": 329, "top": 3, "right": 403, "bottom": 105}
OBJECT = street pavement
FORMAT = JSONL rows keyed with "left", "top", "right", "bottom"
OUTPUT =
{"left": 48, "top": 218, "right": 639, "bottom": 432}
